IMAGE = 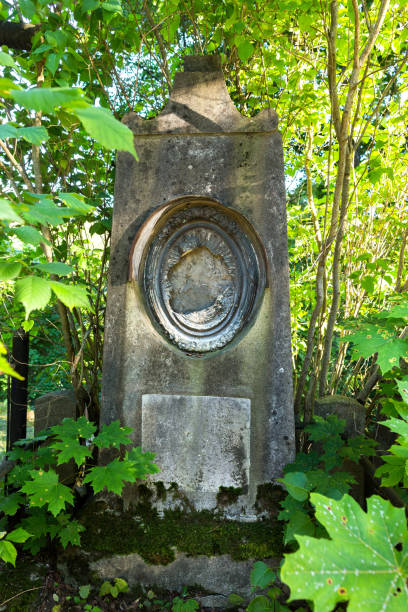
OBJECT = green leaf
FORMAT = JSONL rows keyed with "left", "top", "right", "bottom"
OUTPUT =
{"left": 68, "top": 104, "right": 138, "bottom": 160}
{"left": 278, "top": 472, "right": 311, "bottom": 502}
{"left": 6, "top": 527, "right": 31, "bottom": 543}
{"left": 83, "top": 457, "right": 138, "bottom": 495}
{"left": 58, "top": 192, "right": 94, "bottom": 214}
{"left": 18, "top": 126, "right": 49, "bottom": 145}
{"left": 22, "top": 199, "right": 72, "bottom": 226}
{"left": 114, "top": 578, "right": 128, "bottom": 593}
{"left": 21, "top": 469, "right": 74, "bottom": 517}
{"left": 49, "top": 417, "right": 96, "bottom": 440}
{"left": 0, "top": 342, "right": 24, "bottom": 380}
{"left": 247, "top": 595, "right": 274, "bottom": 611}
{"left": 20, "top": 0, "right": 36, "bottom": 19}
{"left": 15, "top": 276, "right": 52, "bottom": 319}
{"left": 126, "top": 446, "right": 160, "bottom": 477}
{"left": 397, "top": 376, "right": 408, "bottom": 404}
{"left": 361, "top": 275, "right": 375, "bottom": 294}
{"left": 14, "top": 226, "right": 48, "bottom": 246}
{"left": 79, "top": 584, "right": 91, "bottom": 599}
{"left": 0, "top": 540, "right": 17, "bottom": 566}
{"left": 0, "top": 493, "right": 24, "bottom": 516}
{"left": 228, "top": 593, "right": 245, "bottom": 606}
{"left": 35, "top": 262, "right": 73, "bottom": 276}
{"left": 284, "top": 510, "right": 316, "bottom": 545}
{"left": 250, "top": 561, "right": 275, "bottom": 590}
{"left": 21, "top": 319, "right": 34, "bottom": 332}
{"left": 50, "top": 281, "right": 90, "bottom": 310}
{"left": 0, "top": 124, "right": 18, "bottom": 139}
{"left": 0, "top": 198, "right": 23, "bottom": 223}
{"left": 93, "top": 420, "right": 133, "bottom": 449}
{"left": 81, "top": 0, "right": 100, "bottom": 12}
{"left": 46, "top": 53, "right": 60, "bottom": 76}
{"left": 102, "top": 0, "right": 123, "bottom": 14}
{"left": 346, "top": 323, "right": 408, "bottom": 374}
{"left": 237, "top": 40, "right": 254, "bottom": 62}
{"left": 281, "top": 493, "right": 408, "bottom": 612}
{"left": 58, "top": 520, "right": 85, "bottom": 548}
{"left": 50, "top": 438, "right": 92, "bottom": 467}
{"left": 0, "top": 262, "right": 22, "bottom": 281}
{"left": 0, "top": 51, "right": 16, "bottom": 68}
{"left": 305, "top": 415, "right": 345, "bottom": 440}
{"left": 12, "top": 87, "right": 84, "bottom": 114}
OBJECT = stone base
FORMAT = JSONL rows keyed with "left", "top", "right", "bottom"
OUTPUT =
{"left": 89, "top": 552, "right": 279, "bottom": 608}
{"left": 57, "top": 495, "right": 283, "bottom": 608}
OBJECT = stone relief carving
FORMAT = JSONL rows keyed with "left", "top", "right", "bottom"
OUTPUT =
{"left": 132, "top": 198, "right": 266, "bottom": 354}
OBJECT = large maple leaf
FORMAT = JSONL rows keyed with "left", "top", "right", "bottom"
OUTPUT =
{"left": 281, "top": 493, "right": 408, "bottom": 611}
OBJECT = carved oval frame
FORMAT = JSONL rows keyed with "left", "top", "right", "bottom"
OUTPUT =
{"left": 130, "top": 196, "right": 267, "bottom": 356}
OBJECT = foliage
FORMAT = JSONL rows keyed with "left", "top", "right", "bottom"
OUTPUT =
{"left": 0, "top": 418, "right": 158, "bottom": 565}
{"left": 281, "top": 492, "right": 408, "bottom": 612}
{"left": 375, "top": 375, "right": 408, "bottom": 488}
{"left": 344, "top": 298, "right": 408, "bottom": 375}
{"left": 278, "top": 415, "right": 376, "bottom": 545}
{"left": 99, "top": 577, "right": 129, "bottom": 598}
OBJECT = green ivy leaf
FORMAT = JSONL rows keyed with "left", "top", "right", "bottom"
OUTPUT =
{"left": 283, "top": 510, "right": 316, "bottom": 545}
{"left": 15, "top": 276, "right": 52, "bottom": 319}
{"left": 68, "top": 104, "right": 138, "bottom": 160}
{"left": 35, "top": 262, "right": 73, "bottom": 276}
{"left": 83, "top": 457, "right": 138, "bottom": 495}
{"left": 93, "top": 420, "right": 133, "bottom": 449}
{"left": 247, "top": 595, "right": 274, "bottom": 611}
{"left": 21, "top": 469, "right": 74, "bottom": 517}
{"left": 250, "top": 561, "right": 276, "bottom": 590}
{"left": 50, "top": 281, "right": 90, "bottom": 310}
{"left": 0, "top": 262, "right": 22, "bottom": 281}
{"left": 281, "top": 493, "right": 408, "bottom": 611}
{"left": 278, "top": 472, "right": 311, "bottom": 502}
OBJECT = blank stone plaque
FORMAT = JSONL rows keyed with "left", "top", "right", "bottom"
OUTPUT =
{"left": 142, "top": 394, "right": 250, "bottom": 492}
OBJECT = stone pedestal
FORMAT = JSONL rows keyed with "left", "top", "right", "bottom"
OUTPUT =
{"left": 101, "top": 55, "right": 294, "bottom": 517}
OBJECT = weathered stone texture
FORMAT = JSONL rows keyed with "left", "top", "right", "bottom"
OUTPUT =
{"left": 314, "top": 394, "right": 365, "bottom": 437}
{"left": 34, "top": 389, "right": 77, "bottom": 436}
{"left": 101, "top": 55, "right": 295, "bottom": 515}
{"left": 90, "top": 552, "right": 279, "bottom": 606}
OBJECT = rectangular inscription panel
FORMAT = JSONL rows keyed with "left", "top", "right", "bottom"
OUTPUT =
{"left": 142, "top": 394, "right": 250, "bottom": 492}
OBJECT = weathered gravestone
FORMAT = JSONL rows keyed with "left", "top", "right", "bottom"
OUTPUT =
{"left": 101, "top": 55, "right": 294, "bottom": 518}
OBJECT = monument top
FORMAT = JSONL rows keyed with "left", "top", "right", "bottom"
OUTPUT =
{"left": 124, "top": 54, "right": 278, "bottom": 135}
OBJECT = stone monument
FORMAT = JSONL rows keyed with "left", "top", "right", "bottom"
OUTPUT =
{"left": 101, "top": 55, "right": 294, "bottom": 518}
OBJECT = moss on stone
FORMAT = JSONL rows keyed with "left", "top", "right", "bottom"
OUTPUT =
{"left": 79, "top": 499, "right": 283, "bottom": 566}
{"left": 255, "top": 483, "right": 285, "bottom": 516}
{"left": 0, "top": 556, "right": 45, "bottom": 611}
{"left": 216, "top": 486, "right": 243, "bottom": 506}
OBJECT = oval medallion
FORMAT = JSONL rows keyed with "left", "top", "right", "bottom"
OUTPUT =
{"left": 131, "top": 197, "right": 266, "bottom": 354}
